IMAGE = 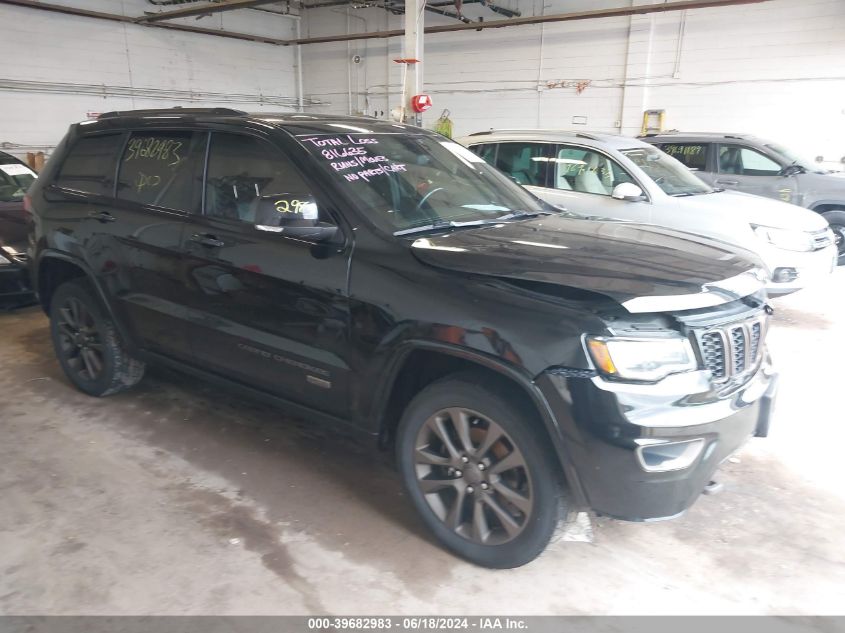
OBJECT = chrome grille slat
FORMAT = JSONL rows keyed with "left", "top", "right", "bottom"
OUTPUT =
{"left": 692, "top": 314, "right": 767, "bottom": 388}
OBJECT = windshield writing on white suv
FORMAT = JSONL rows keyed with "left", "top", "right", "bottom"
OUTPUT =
{"left": 297, "top": 132, "right": 548, "bottom": 233}
{"left": 621, "top": 147, "right": 712, "bottom": 196}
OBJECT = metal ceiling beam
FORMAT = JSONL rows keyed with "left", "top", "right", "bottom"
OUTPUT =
{"left": 0, "top": 0, "right": 291, "bottom": 44}
{"left": 288, "top": 0, "right": 772, "bottom": 45}
{"left": 137, "top": 0, "right": 286, "bottom": 23}
{"left": 1, "top": 0, "right": 772, "bottom": 47}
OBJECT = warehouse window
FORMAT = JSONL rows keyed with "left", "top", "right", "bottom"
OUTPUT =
{"left": 55, "top": 133, "right": 124, "bottom": 196}
{"left": 116, "top": 131, "right": 206, "bottom": 212}
{"left": 205, "top": 133, "right": 316, "bottom": 225}
{"left": 494, "top": 143, "right": 552, "bottom": 186}
{"left": 659, "top": 143, "right": 708, "bottom": 171}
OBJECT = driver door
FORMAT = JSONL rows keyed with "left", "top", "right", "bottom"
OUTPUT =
{"left": 532, "top": 143, "right": 653, "bottom": 224}
{"left": 715, "top": 143, "right": 798, "bottom": 204}
{"left": 179, "top": 130, "right": 352, "bottom": 416}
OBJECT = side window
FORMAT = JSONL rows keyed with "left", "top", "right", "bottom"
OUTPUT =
{"left": 205, "top": 132, "right": 321, "bottom": 229}
{"left": 555, "top": 145, "right": 634, "bottom": 196}
{"left": 659, "top": 143, "right": 707, "bottom": 171}
{"left": 494, "top": 143, "right": 552, "bottom": 187}
{"left": 116, "top": 131, "right": 206, "bottom": 212}
{"left": 469, "top": 143, "right": 497, "bottom": 164}
{"left": 55, "top": 133, "right": 124, "bottom": 196}
{"left": 719, "top": 145, "right": 781, "bottom": 176}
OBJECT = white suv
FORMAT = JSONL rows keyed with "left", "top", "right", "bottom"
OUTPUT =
{"left": 459, "top": 130, "right": 836, "bottom": 296}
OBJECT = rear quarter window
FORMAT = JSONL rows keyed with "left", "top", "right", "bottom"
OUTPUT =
{"left": 658, "top": 143, "right": 708, "bottom": 171}
{"left": 55, "top": 133, "right": 125, "bottom": 196}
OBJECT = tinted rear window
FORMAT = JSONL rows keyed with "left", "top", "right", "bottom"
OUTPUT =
{"left": 658, "top": 143, "right": 708, "bottom": 171}
{"left": 55, "top": 133, "right": 124, "bottom": 195}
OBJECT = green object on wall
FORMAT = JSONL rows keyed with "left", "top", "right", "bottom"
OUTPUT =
{"left": 433, "top": 110, "right": 453, "bottom": 139}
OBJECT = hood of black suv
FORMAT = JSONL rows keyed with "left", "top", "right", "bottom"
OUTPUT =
{"left": 407, "top": 215, "right": 765, "bottom": 312}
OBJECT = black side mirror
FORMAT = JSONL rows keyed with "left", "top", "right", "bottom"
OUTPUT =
{"left": 779, "top": 164, "right": 804, "bottom": 177}
{"left": 254, "top": 194, "right": 338, "bottom": 243}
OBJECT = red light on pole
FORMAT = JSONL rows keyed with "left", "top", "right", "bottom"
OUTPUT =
{"left": 410, "top": 94, "right": 433, "bottom": 113}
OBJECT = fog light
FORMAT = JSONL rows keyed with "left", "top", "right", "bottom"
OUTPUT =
{"left": 772, "top": 267, "right": 798, "bottom": 283}
{"left": 636, "top": 439, "right": 705, "bottom": 472}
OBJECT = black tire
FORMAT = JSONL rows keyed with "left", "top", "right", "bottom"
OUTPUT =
{"left": 49, "top": 279, "right": 145, "bottom": 396}
{"left": 396, "top": 373, "right": 563, "bottom": 568}
{"left": 821, "top": 209, "right": 845, "bottom": 266}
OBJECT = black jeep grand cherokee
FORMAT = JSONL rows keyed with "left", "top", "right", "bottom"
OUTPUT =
{"left": 28, "top": 109, "right": 778, "bottom": 568}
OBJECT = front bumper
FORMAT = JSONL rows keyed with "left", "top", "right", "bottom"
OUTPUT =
{"left": 538, "top": 358, "right": 777, "bottom": 521}
{"left": 762, "top": 244, "right": 837, "bottom": 296}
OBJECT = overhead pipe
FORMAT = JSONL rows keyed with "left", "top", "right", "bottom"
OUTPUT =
{"left": 1, "top": 0, "right": 772, "bottom": 47}
{"left": 137, "top": 0, "right": 287, "bottom": 23}
{"left": 0, "top": 0, "right": 294, "bottom": 44}
{"left": 286, "top": 0, "right": 773, "bottom": 45}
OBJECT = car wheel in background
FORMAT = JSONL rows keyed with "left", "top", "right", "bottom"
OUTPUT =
{"left": 821, "top": 209, "right": 845, "bottom": 265}
{"left": 396, "top": 373, "right": 564, "bottom": 568}
{"left": 49, "top": 279, "right": 146, "bottom": 397}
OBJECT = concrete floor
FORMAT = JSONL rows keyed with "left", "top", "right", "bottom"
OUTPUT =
{"left": 1, "top": 270, "right": 844, "bottom": 615}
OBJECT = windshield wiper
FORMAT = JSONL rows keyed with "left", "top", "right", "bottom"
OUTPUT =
{"left": 394, "top": 219, "right": 496, "bottom": 236}
{"left": 494, "top": 210, "right": 553, "bottom": 221}
{"left": 394, "top": 210, "right": 552, "bottom": 237}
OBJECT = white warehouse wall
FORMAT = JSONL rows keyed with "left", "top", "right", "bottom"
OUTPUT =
{"left": 302, "top": 0, "right": 845, "bottom": 164}
{"left": 0, "top": 0, "right": 302, "bottom": 159}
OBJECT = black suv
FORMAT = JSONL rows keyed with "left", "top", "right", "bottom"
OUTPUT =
{"left": 28, "top": 109, "right": 778, "bottom": 568}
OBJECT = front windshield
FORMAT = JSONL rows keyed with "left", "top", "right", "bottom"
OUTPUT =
{"left": 0, "top": 160, "right": 36, "bottom": 202}
{"left": 764, "top": 143, "right": 819, "bottom": 172}
{"left": 296, "top": 131, "right": 549, "bottom": 233}
{"left": 621, "top": 146, "right": 713, "bottom": 196}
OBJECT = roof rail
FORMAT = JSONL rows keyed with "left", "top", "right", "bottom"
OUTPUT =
{"left": 467, "top": 128, "right": 602, "bottom": 139}
{"left": 98, "top": 107, "right": 247, "bottom": 119}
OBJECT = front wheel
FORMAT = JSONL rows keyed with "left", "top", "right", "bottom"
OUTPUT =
{"left": 396, "top": 374, "right": 563, "bottom": 568}
{"left": 821, "top": 209, "right": 845, "bottom": 266}
{"left": 49, "top": 279, "right": 146, "bottom": 396}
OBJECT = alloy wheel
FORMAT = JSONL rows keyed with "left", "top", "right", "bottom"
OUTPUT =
{"left": 56, "top": 297, "right": 105, "bottom": 382}
{"left": 413, "top": 407, "right": 533, "bottom": 545}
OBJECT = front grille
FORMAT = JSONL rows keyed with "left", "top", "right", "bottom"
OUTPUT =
{"left": 730, "top": 327, "right": 745, "bottom": 374}
{"left": 700, "top": 332, "right": 726, "bottom": 380}
{"left": 811, "top": 229, "right": 834, "bottom": 250}
{"left": 692, "top": 315, "right": 767, "bottom": 389}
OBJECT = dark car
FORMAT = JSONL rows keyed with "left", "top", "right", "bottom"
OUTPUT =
{"left": 0, "top": 151, "right": 37, "bottom": 307}
{"left": 28, "top": 109, "right": 778, "bottom": 568}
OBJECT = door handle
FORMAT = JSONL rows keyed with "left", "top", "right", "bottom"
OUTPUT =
{"left": 190, "top": 233, "right": 226, "bottom": 248}
{"left": 87, "top": 210, "right": 116, "bottom": 223}
{"left": 715, "top": 179, "right": 739, "bottom": 186}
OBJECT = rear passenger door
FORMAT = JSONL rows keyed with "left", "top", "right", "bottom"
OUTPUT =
{"left": 47, "top": 130, "right": 201, "bottom": 360}
{"left": 178, "top": 130, "right": 352, "bottom": 416}
{"left": 492, "top": 142, "right": 553, "bottom": 188}
{"left": 111, "top": 130, "right": 207, "bottom": 359}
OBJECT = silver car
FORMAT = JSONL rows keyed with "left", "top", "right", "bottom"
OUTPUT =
{"left": 642, "top": 133, "right": 845, "bottom": 265}
{"left": 459, "top": 130, "right": 837, "bottom": 296}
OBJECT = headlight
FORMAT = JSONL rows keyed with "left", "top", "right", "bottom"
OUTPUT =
{"left": 752, "top": 224, "right": 813, "bottom": 252}
{"left": 0, "top": 251, "right": 11, "bottom": 266}
{"left": 587, "top": 336, "right": 697, "bottom": 382}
